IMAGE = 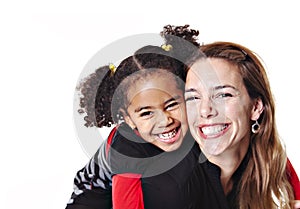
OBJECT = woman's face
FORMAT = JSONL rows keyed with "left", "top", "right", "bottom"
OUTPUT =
{"left": 185, "top": 58, "right": 258, "bottom": 157}
{"left": 124, "top": 73, "right": 188, "bottom": 152}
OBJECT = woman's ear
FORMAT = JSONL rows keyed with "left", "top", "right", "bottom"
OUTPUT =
{"left": 119, "top": 108, "right": 136, "bottom": 130}
{"left": 250, "top": 98, "right": 264, "bottom": 121}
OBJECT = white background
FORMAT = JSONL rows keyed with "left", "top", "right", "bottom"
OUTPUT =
{"left": 0, "top": 0, "right": 299, "bottom": 208}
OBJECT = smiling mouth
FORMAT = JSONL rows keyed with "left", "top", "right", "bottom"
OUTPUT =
{"left": 200, "top": 124, "right": 229, "bottom": 139}
{"left": 156, "top": 126, "right": 180, "bottom": 143}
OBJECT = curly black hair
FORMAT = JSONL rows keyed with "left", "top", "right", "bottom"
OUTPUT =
{"left": 161, "top": 24, "right": 199, "bottom": 47}
{"left": 77, "top": 25, "right": 201, "bottom": 128}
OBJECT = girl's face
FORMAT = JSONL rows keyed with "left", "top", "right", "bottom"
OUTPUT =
{"left": 124, "top": 73, "right": 188, "bottom": 152}
{"left": 185, "top": 58, "right": 261, "bottom": 158}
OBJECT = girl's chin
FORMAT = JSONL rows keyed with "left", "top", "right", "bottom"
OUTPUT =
{"left": 162, "top": 143, "right": 181, "bottom": 152}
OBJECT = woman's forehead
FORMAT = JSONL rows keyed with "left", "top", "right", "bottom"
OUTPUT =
{"left": 186, "top": 58, "right": 241, "bottom": 88}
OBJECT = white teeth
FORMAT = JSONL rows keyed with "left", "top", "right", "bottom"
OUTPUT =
{"left": 158, "top": 129, "right": 177, "bottom": 139}
{"left": 201, "top": 125, "right": 227, "bottom": 135}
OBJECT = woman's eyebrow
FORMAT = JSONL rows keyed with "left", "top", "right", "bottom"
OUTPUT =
{"left": 185, "top": 88, "right": 197, "bottom": 94}
{"left": 213, "top": 85, "right": 238, "bottom": 91}
{"left": 185, "top": 85, "right": 238, "bottom": 93}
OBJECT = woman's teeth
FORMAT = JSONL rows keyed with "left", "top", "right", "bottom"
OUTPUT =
{"left": 201, "top": 125, "right": 227, "bottom": 136}
{"left": 158, "top": 129, "right": 177, "bottom": 139}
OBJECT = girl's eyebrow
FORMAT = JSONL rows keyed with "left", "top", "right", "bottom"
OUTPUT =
{"left": 134, "top": 106, "right": 151, "bottom": 113}
{"left": 164, "top": 95, "right": 181, "bottom": 105}
{"left": 134, "top": 95, "right": 181, "bottom": 113}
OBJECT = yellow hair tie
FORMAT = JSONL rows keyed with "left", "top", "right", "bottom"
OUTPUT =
{"left": 161, "top": 44, "right": 173, "bottom": 51}
{"left": 109, "top": 63, "right": 116, "bottom": 74}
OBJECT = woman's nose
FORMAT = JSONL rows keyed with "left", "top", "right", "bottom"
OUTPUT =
{"left": 199, "top": 98, "right": 217, "bottom": 119}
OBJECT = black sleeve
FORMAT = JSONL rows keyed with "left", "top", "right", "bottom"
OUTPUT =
{"left": 66, "top": 187, "right": 112, "bottom": 209}
{"left": 65, "top": 142, "right": 113, "bottom": 209}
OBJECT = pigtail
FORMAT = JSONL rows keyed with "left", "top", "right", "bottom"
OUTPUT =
{"left": 133, "top": 24, "right": 202, "bottom": 86}
{"left": 77, "top": 65, "right": 115, "bottom": 128}
{"left": 161, "top": 24, "right": 200, "bottom": 47}
{"left": 160, "top": 24, "right": 202, "bottom": 66}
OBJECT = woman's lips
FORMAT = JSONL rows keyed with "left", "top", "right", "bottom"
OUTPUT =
{"left": 198, "top": 123, "right": 230, "bottom": 139}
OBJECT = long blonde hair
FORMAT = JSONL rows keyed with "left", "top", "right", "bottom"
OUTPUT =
{"left": 198, "top": 42, "right": 294, "bottom": 209}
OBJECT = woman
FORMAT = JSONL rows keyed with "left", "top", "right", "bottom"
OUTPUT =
{"left": 184, "top": 41, "right": 299, "bottom": 208}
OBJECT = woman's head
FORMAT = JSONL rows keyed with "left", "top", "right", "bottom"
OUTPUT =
{"left": 186, "top": 41, "right": 293, "bottom": 208}
{"left": 199, "top": 42, "right": 274, "bottom": 132}
{"left": 185, "top": 57, "right": 263, "bottom": 157}
{"left": 185, "top": 42, "right": 268, "bottom": 157}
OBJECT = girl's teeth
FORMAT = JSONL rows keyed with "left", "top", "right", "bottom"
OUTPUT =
{"left": 201, "top": 125, "right": 227, "bottom": 135}
{"left": 158, "top": 129, "right": 177, "bottom": 139}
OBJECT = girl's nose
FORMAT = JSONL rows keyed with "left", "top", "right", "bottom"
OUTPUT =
{"left": 157, "top": 111, "right": 174, "bottom": 127}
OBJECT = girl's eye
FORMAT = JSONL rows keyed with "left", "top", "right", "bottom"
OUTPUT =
{"left": 166, "top": 102, "right": 179, "bottom": 111}
{"left": 140, "top": 111, "right": 153, "bottom": 118}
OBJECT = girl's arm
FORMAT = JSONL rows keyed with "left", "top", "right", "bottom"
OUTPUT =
{"left": 65, "top": 147, "right": 112, "bottom": 209}
{"left": 66, "top": 127, "right": 118, "bottom": 209}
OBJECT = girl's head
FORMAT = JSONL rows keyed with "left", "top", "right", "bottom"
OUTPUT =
{"left": 77, "top": 44, "right": 191, "bottom": 151}
{"left": 77, "top": 25, "right": 200, "bottom": 152}
{"left": 117, "top": 68, "right": 187, "bottom": 151}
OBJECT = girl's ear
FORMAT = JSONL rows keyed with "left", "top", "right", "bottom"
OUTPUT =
{"left": 250, "top": 98, "right": 264, "bottom": 121}
{"left": 119, "top": 108, "right": 136, "bottom": 130}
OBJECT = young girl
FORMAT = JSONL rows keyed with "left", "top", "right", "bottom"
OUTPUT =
{"left": 66, "top": 28, "right": 207, "bottom": 209}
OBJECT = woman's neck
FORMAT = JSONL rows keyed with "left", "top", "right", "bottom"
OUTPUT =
{"left": 207, "top": 143, "right": 249, "bottom": 195}
{"left": 218, "top": 155, "right": 241, "bottom": 195}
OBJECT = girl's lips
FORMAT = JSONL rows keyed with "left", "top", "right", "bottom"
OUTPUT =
{"left": 198, "top": 123, "right": 230, "bottom": 139}
{"left": 156, "top": 126, "right": 181, "bottom": 144}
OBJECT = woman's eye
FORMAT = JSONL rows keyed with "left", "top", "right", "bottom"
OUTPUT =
{"left": 185, "top": 96, "right": 200, "bottom": 102}
{"left": 214, "top": 93, "right": 233, "bottom": 99}
{"left": 166, "top": 102, "right": 179, "bottom": 111}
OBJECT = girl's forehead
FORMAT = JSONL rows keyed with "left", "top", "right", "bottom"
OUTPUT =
{"left": 127, "top": 75, "right": 183, "bottom": 101}
{"left": 133, "top": 74, "right": 180, "bottom": 91}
